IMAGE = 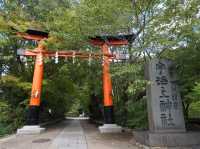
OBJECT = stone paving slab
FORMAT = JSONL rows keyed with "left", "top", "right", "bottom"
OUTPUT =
{"left": 48, "top": 120, "right": 87, "bottom": 149}
{"left": 0, "top": 122, "right": 65, "bottom": 149}
{"left": 0, "top": 119, "right": 139, "bottom": 149}
{"left": 80, "top": 120, "right": 138, "bottom": 149}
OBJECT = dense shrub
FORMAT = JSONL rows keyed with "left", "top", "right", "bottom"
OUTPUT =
{"left": 0, "top": 75, "right": 29, "bottom": 136}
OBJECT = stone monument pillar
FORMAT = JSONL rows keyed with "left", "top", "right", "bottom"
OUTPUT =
{"left": 133, "top": 58, "right": 200, "bottom": 148}
{"left": 146, "top": 59, "right": 185, "bottom": 132}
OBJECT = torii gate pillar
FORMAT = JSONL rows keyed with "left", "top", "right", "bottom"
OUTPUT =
{"left": 101, "top": 43, "right": 114, "bottom": 124}
{"left": 17, "top": 43, "right": 45, "bottom": 134}
{"left": 27, "top": 43, "right": 44, "bottom": 125}
{"left": 98, "top": 43, "right": 122, "bottom": 133}
{"left": 90, "top": 34, "right": 135, "bottom": 133}
{"left": 17, "top": 30, "right": 48, "bottom": 134}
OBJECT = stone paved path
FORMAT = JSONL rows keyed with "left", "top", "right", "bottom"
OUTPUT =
{"left": 48, "top": 120, "right": 87, "bottom": 149}
{"left": 0, "top": 119, "right": 138, "bottom": 149}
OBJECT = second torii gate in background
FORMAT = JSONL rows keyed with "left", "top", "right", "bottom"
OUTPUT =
{"left": 16, "top": 29, "right": 134, "bottom": 134}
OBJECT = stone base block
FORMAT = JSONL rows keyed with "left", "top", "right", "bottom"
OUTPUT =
{"left": 133, "top": 130, "right": 200, "bottom": 147}
{"left": 99, "top": 124, "right": 122, "bottom": 133}
{"left": 17, "top": 125, "right": 45, "bottom": 135}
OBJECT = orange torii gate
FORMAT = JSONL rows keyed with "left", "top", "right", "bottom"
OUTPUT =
{"left": 16, "top": 29, "right": 135, "bottom": 134}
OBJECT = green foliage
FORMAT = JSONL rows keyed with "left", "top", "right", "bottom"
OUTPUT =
{"left": 189, "top": 101, "right": 200, "bottom": 118}
{"left": 0, "top": 101, "right": 12, "bottom": 125}
{"left": 0, "top": 16, "right": 10, "bottom": 32}
{"left": 66, "top": 60, "right": 102, "bottom": 116}
{"left": 0, "top": 75, "right": 30, "bottom": 136}
{"left": 161, "top": 21, "right": 200, "bottom": 119}
{"left": 126, "top": 97, "right": 148, "bottom": 129}
{"left": 111, "top": 63, "right": 148, "bottom": 129}
{"left": 0, "top": 101, "right": 27, "bottom": 136}
{"left": 0, "top": 100, "right": 13, "bottom": 136}
{"left": 41, "top": 64, "right": 75, "bottom": 120}
{"left": 0, "top": 75, "right": 31, "bottom": 105}
{"left": 0, "top": 0, "right": 133, "bottom": 49}
{"left": 187, "top": 83, "right": 200, "bottom": 118}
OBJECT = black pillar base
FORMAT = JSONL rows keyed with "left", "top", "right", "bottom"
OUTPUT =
{"left": 27, "top": 106, "right": 40, "bottom": 125}
{"left": 104, "top": 106, "right": 114, "bottom": 124}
